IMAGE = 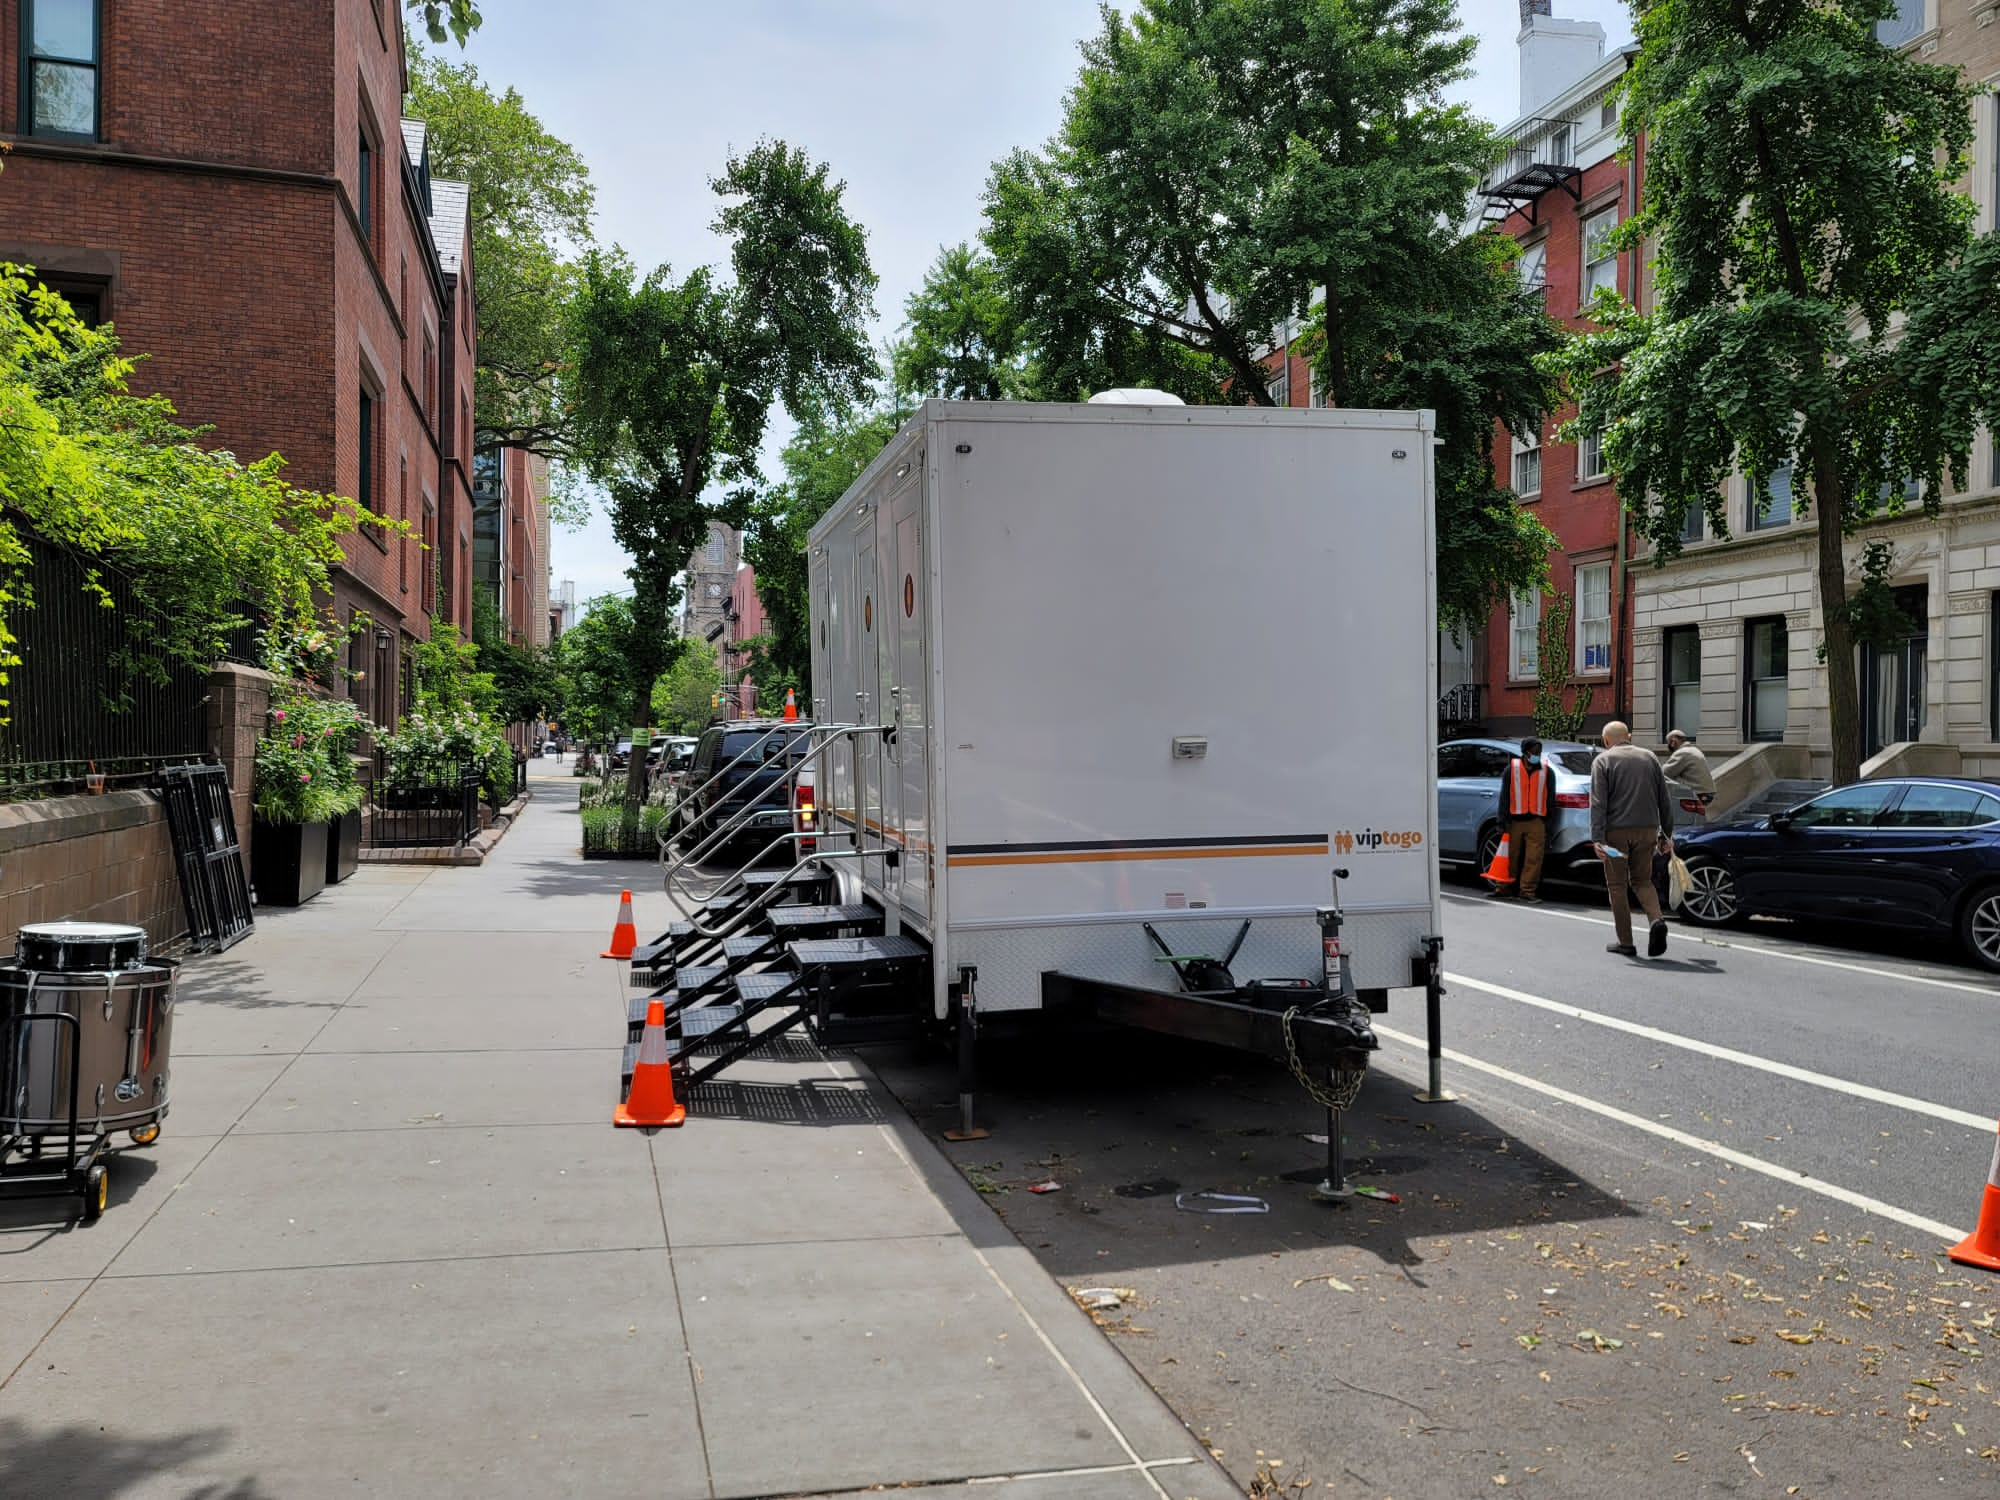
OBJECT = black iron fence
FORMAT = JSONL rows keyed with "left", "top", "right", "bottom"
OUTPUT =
{"left": 0, "top": 534, "right": 227, "bottom": 799}
{"left": 365, "top": 765, "right": 481, "bottom": 849}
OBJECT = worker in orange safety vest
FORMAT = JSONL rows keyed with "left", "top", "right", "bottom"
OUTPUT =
{"left": 1488, "top": 737, "right": 1557, "bottom": 904}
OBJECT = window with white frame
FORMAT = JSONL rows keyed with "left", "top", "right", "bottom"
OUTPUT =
{"left": 1512, "top": 431, "right": 1542, "bottom": 498}
{"left": 1518, "top": 240, "right": 1546, "bottom": 293}
{"left": 1749, "top": 461, "right": 1794, "bottom": 530}
{"left": 1266, "top": 360, "right": 1290, "bottom": 408}
{"left": 1599, "top": 95, "right": 1617, "bottom": 133}
{"left": 1547, "top": 123, "right": 1572, "bottom": 166}
{"left": 1509, "top": 588, "right": 1541, "bottom": 680}
{"left": 1579, "top": 430, "right": 1607, "bottom": 482}
{"left": 1575, "top": 563, "right": 1612, "bottom": 674}
{"left": 1582, "top": 208, "right": 1619, "bottom": 300}
{"left": 1876, "top": 0, "right": 1925, "bottom": 46}
{"left": 1678, "top": 503, "right": 1704, "bottom": 544}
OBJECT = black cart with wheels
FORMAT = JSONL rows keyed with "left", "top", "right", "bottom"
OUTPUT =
{"left": 0, "top": 921, "right": 176, "bottom": 1223}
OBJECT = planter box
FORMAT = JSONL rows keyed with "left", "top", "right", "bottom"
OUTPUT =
{"left": 252, "top": 817, "right": 328, "bottom": 907}
{"left": 325, "top": 808, "right": 361, "bottom": 884}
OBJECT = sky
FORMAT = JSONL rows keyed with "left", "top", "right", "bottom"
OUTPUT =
{"left": 448, "top": 0, "right": 1637, "bottom": 612}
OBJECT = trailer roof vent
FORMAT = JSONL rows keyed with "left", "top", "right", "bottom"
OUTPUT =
{"left": 1086, "top": 388, "right": 1186, "bottom": 405}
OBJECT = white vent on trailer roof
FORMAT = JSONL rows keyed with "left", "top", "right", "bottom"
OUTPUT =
{"left": 1086, "top": 389, "right": 1186, "bottom": 405}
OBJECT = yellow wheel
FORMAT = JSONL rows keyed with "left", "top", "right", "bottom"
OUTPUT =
{"left": 129, "top": 1123, "right": 160, "bottom": 1146}
{"left": 81, "top": 1164, "right": 108, "bottom": 1223}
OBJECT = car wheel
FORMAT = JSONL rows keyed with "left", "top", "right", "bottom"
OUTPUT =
{"left": 1678, "top": 856, "right": 1741, "bottom": 927}
{"left": 1956, "top": 884, "right": 2000, "bottom": 973}
{"left": 1475, "top": 824, "right": 1502, "bottom": 877}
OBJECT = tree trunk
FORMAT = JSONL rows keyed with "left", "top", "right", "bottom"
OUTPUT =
{"left": 1810, "top": 442, "right": 1863, "bottom": 786}
{"left": 623, "top": 679, "right": 655, "bottom": 809}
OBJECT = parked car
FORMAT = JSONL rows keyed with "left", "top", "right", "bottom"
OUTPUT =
{"left": 1437, "top": 737, "right": 1708, "bottom": 881}
{"left": 668, "top": 720, "right": 816, "bottom": 859}
{"left": 608, "top": 739, "right": 634, "bottom": 770}
{"left": 1673, "top": 776, "right": 2000, "bottom": 970}
{"left": 651, "top": 736, "right": 697, "bottom": 792}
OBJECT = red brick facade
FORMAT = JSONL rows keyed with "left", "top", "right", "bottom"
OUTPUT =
{"left": 0, "top": 0, "right": 471, "bottom": 732}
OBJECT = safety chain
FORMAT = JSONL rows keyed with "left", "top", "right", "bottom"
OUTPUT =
{"left": 1281, "top": 1006, "right": 1368, "bottom": 1113}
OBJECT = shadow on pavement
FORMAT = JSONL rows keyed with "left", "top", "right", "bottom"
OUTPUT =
{"left": 684, "top": 1072, "right": 888, "bottom": 1127}
{"left": 0, "top": 1418, "right": 273, "bottom": 1500}
{"left": 859, "top": 1022, "right": 1638, "bottom": 1279}
{"left": 0, "top": 1145, "right": 163, "bottom": 1243}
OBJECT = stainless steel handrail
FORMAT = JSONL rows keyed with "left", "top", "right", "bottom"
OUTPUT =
{"left": 661, "top": 721, "right": 853, "bottom": 889}
{"left": 662, "top": 723, "right": 887, "bottom": 907}
{"left": 663, "top": 841, "right": 875, "bottom": 946}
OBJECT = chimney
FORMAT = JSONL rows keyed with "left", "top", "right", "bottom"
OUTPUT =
{"left": 1519, "top": 7, "right": 1606, "bottom": 118}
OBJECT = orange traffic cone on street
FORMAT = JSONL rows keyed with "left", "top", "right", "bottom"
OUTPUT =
{"left": 615, "top": 996, "right": 686, "bottom": 1128}
{"left": 601, "top": 889, "right": 638, "bottom": 959}
{"left": 1949, "top": 1129, "right": 2000, "bottom": 1272}
{"left": 1482, "top": 835, "right": 1514, "bottom": 886}
{"left": 783, "top": 688, "right": 799, "bottom": 722}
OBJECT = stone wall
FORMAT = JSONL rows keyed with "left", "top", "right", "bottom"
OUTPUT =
{"left": 0, "top": 792, "right": 185, "bottom": 952}
{"left": 207, "top": 662, "right": 274, "bottom": 842}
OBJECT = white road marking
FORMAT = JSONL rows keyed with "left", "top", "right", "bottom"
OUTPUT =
{"left": 1446, "top": 971, "right": 1996, "bottom": 1133}
{"left": 1375, "top": 1024, "right": 1969, "bottom": 1243}
{"left": 1450, "top": 895, "right": 2000, "bottom": 998}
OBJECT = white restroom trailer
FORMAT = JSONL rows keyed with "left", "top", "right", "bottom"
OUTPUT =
{"left": 804, "top": 397, "right": 1444, "bottom": 1062}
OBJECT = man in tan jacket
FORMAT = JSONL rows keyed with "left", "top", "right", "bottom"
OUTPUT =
{"left": 1590, "top": 721, "right": 1676, "bottom": 958}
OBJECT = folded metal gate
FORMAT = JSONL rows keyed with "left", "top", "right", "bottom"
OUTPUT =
{"left": 158, "top": 764, "right": 254, "bottom": 953}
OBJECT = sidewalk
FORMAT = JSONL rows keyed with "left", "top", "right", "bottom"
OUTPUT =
{"left": 0, "top": 761, "right": 1239, "bottom": 1500}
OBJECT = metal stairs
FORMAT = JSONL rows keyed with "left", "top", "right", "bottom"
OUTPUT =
{"left": 621, "top": 862, "right": 929, "bottom": 1095}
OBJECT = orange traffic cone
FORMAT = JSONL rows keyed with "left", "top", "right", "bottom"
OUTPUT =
{"left": 782, "top": 688, "right": 799, "bottom": 722}
{"left": 1483, "top": 834, "right": 1514, "bottom": 886}
{"left": 601, "top": 889, "right": 638, "bottom": 960}
{"left": 1949, "top": 1129, "right": 2000, "bottom": 1272}
{"left": 615, "top": 996, "right": 686, "bottom": 1128}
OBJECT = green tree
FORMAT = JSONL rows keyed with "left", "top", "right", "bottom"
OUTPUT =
{"left": 570, "top": 140, "right": 878, "bottom": 805}
{"left": 471, "top": 586, "right": 566, "bottom": 725}
{"left": 0, "top": 267, "right": 390, "bottom": 716}
{"left": 407, "top": 1, "right": 480, "bottom": 45}
{"left": 1550, "top": 0, "right": 1983, "bottom": 785}
{"left": 983, "top": 0, "right": 1558, "bottom": 629}
{"left": 740, "top": 402, "right": 908, "bottom": 697}
{"left": 891, "top": 242, "right": 1031, "bottom": 401}
{"left": 653, "top": 647, "right": 722, "bottom": 734}
{"left": 404, "top": 49, "right": 595, "bottom": 507}
{"left": 1531, "top": 592, "right": 1592, "bottom": 742}
{"left": 555, "top": 595, "right": 667, "bottom": 746}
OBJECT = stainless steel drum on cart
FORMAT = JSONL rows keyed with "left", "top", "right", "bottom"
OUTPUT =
{"left": 0, "top": 921, "right": 177, "bottom": 1222}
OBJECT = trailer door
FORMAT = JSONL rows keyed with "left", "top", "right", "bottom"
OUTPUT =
{"left": 887, "top": 463, "right": 929, "bottom": 919}
{"left": 852, "top": 505, "right": 883, "bottom": 893}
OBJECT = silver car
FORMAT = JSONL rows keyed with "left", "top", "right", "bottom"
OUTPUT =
{"left": 1437, "top": 737, "right": 1706, "bottom": 881}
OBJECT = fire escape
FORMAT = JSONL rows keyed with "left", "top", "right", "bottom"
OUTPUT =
{"left": 1478, "top": 117, "right": 1582, "bottom": 227}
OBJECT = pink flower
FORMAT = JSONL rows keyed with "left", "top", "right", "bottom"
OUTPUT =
{"left": 323, "top": 727, "right": 335, "bottom": 737}
{"left": 273, "top": 710, "right": 287, "bottom": 722}
{"left": 299, "top": 772, "right": 313, "bottom": 783}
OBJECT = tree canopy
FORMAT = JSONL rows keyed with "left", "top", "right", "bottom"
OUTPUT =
{"left": 653, "top": 646, "right": 723, "bottom": 734}
{"left": 404, "top": 48, "right": 595, "bottom": 507}
{"left": 407, "top": 1, "right": 480, "bottom": 46}
{"left": 1548, "top": 0, "right": 1986, "bottom": 783}
{"left": 569, "top": 140, "right": 878, "bottom": 801}
{"left": 983, "top": 0, "right": 1559, "bottom": 628}
{"left": 891, "top": 243, "right": 1032, "bottom": 402}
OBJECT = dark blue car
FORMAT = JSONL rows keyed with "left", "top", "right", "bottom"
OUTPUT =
{"left": 1675, "top": 776, "right": 2000, "bottom": 971}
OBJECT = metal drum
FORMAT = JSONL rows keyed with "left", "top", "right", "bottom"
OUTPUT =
{"left": 0, "top": 923, "right": 175, "bottom": 1137}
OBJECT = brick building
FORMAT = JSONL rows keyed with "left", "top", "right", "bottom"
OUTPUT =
{"left": 1470, "top": 5, "right": 1640, "bottom": 739}
{"left": 470, "top": 445, "right": 548, "bottom": 645}
{"left": 0, "top": 0, "right": 474, "bottom": 730}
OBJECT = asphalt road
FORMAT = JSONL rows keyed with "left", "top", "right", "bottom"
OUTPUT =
{"left": 859, "top": 874, "right": 2000, "bottom": 1499}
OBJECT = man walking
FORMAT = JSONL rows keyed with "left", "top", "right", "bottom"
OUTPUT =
{"left": 1488, "top": 737, "right": 1556, "bottom": 903}
{"left": 1663, "top": 729, "right": 1715, "bottom": 813}
{"left": 1591, "top": 721, "right": 1676, "bottom": 958}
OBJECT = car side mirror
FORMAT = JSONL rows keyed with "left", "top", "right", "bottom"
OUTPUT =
{"left": 1769, "top": 811, "right": 1794, "bottom": 831}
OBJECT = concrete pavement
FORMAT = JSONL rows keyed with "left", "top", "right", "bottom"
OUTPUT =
{"left": 0, "top": 760, "right": 1240, "bottom": 1500}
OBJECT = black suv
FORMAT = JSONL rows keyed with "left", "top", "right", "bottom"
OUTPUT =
{"left": 670, "top": 720, "right": 814, "bottom": 856}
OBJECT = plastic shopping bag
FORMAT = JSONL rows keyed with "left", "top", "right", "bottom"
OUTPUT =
{"left": 1666, "top": 854, "right": 1692, "bottom": 911}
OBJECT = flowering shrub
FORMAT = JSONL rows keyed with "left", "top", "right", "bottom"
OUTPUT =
{"left": 380, "top": 700, "right": 514, "bottom": 794}
{"left": 253, "top": 692, "right": 371, "bottom": 825}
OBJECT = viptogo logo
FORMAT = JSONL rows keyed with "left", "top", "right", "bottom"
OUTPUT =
{"left": 1334, "top": 828, "right": 1424, "bottom": 854}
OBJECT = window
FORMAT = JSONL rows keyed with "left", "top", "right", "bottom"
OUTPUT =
{"left": 1599, "top": 96, "right": 1617, "bottom": 132}
{"left": 347, "top": 611, "right": 368, "bottom": 704}
{"left": 1678, "top": 504, "right": 1704, "bottom": 544}
{"left": 706, "top": 532, "right": 725, "bottom": 566}
{"left": 1786, "top": 783, "right": 1899, "bottom": 828}
{"left": 1663, "top": 626, "right": 1701, "bottom": 739}
{"left": 460, "top": 395, "right": 470, "bottom": 459}
{"left": 1578, "top": 430, "right": 1607, "bottom": 482}
{"left": 422, "top": 331, "right": 437, "bottom": 430}
{"left": 1266, "top": 361, "right": 1290, "bottom": 408}
{"left": 1518, "top": 241, "right": 1546, "bottom": 293}
{"left": 1547, "top": 124, "right": 1571, "bottom": 166}
{"left": 358, "top": 130, "right": 374, "bottom": 241}
{"left": 1509, "top": 589, "right": 1541, "bottom": 680}
{"left": 398, "top": 458, "right": 409, "bottom": 594}
{"left": 1575, "top": 563, "right": 1611, "bottom": 674}
{"left": 1512, "top": 431, "right": 1541, "bottom": 498}
{"left": 32, "top": 276, "right": 104, "bottom": 327}
{"left": 1749, "top": 462, "right": 1793, "bottom": 529}
{"left": 1881, "top": 784, "right": 2000, "bottom": 829}
{"left": 1744, "top": 615, "right": 1788, "bottom": 742}
{"left": 1582, "top": 208, "right": 1619, "bottom": 300}
{"left": 23, "top": 0, "right": 98, "bottom": 139}
{"left": 357, "top": 389, "right": 376, "bottom": 513}
{"left": 1877, "top": 469, "right": 1921, "bottom": 512}
{"left": 421, "top": 501, "right": 436, "bottom": 614}
{"left": 1876, "top": 0, "right": 1925, "bottom": 46}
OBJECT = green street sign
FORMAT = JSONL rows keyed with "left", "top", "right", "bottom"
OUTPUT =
{"left": 631, "top": 726, "right": 653, "bottom": 746}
